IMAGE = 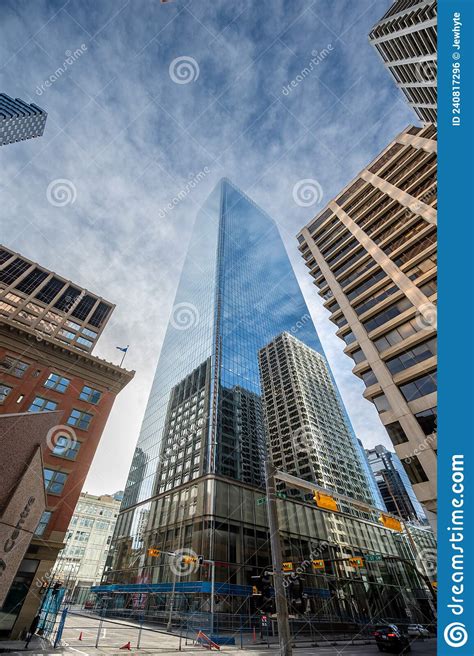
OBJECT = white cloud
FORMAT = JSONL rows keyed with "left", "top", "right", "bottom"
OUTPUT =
{"left": 1, "top": 0, "right": 415, "bottom": 494}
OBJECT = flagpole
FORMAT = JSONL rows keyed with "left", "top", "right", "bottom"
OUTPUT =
{"left": 119, "top": 345, "right": 129, "bottom": 367}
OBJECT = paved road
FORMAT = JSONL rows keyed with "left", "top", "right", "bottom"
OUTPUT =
{"left": 0, "top": 613, "right": 437, "bottom": 655}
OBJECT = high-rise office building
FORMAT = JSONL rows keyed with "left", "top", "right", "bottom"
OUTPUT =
{"left": 0, "top": 245, "right": 133, "bottom": 638}
{"left": 259, "top": 332, "right": 378, "bottom": 506}
{"left": 297, "top": 124, "right": 437, "bottom": 530}
{"left": 366, "top": 445, "right": 427, "bottom": 523}
{"left": 369, "top": 0, "right": 437, "bottom": 124}
{"left": 52, "top": 492, "right": 122, "bottom": 605}
{"left": 0, "top": 94, "right": 47, "bottom": 146}
{"left": 98, "top": 180, "right": 434, "bottom": 626}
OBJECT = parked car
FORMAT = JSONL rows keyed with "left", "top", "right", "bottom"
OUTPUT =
{"left": 372, "top": 624, "right": 411, "bottom": 653}
{"left": 407, "top": 624, "right": 430, "bottom": 637}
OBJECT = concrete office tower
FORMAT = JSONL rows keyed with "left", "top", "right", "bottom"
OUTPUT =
{"left": 369, "top": 0, "right": 437, "bottom": 124}
{"left": 0, "top": 245, "right": 133, "bottom": 638}
{"left": 0, "top": 94, "right": 47, "bottom": 146}
{"left": 366, "top": 445, "right": 427, "bottom": 523}
{"left": 297, "top": 124, "right": 437, "bottom": 530}
{"left": 259, "top": 332, "right": 375, "bottom": 506}
{"left": 52, "top": 492, "right": 122, "bottom": 606}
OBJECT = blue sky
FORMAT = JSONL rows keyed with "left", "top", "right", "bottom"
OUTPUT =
{"left": 1, "top": 0, "right": 418, "bottom": 494}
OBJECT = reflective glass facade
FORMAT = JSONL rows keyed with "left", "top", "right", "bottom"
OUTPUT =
{"left": 104, "top": 181, "right": 430, "bottom": 619}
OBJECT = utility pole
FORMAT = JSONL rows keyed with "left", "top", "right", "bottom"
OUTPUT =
{"left": 264, "top": 460, "right": 292, "bottom": 656}
{"left": 167, "top": 503, "right": 186, "bottom": 632}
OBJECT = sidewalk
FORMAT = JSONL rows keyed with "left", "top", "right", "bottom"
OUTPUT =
{"left": 0, "top": 634, "right": 53, "bottom": 653}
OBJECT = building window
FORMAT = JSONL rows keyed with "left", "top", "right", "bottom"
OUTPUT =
{"left": 415, "top": 407, "right": 437, "bottom": 435}
{"left": 2, "top": 356, "right": 29, "bottom": 378}
{"left": 399, "top": 371, "right": 437, "bottom": 402}
{"left": 401, "top": 456, "right": 429, "bottom": 485}
{"left": 350, "top": 348, "right": 366, "bottom": 365}
{"left": 0, "top": 384, "right": 12, "bottom": 404}
{"left": 76, "top": 336, "right": 93, "bottom": 348}
{"left": 44, "top": 372, "right": 71, "bottom": 393}
{"left": 373, "top": 393, "right": 390, "bottom": 413}
{"left": 44, "top": 469, "right": 68, "bottom": 495}
{"left": 67, "top": 408, "right": 93, "bottom": 430}
{"left": 360, "top": 369, "right": 377, "bottom": 387}
{"left": 385, "top": 338, "right": 437, "bottom": 375}
{"left": 79, "top": 385, "right": 102, "bottom": 404}
{"left": 28, "top": 396, "right": 58, "bottom": 413}
{"left": 35, "top": 510, "right": 52, "bottom": 536}
{"left": 52, "top": 436, "right": 81, "bottom": 460}
{"left": 362, "top": 296, "right": 412, "bottom": 333}
{"left": 384, "top": 420, "right": 409, "bottom": 445}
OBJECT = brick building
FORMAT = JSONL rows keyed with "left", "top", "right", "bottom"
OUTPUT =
{"left": 0, "top": 245, "right": 133, "bottom": 638}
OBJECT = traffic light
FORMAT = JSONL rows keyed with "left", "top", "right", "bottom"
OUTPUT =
{"left": 251, "top": 571, "right": 274, "bottom": 612}
{"left": 287, "top": 575, "right": 305, "bottom": 614}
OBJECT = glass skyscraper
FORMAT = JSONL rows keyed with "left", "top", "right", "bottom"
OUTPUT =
{"left": 101, "top": 181, "right": 433, "bottom": 625}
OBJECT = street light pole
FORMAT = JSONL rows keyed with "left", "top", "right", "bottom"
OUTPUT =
{"left": 167, "top": 502, "right": 186, "bottom": 632}
{"left": 264, "top": 459, "right": 292, "bottom": 656}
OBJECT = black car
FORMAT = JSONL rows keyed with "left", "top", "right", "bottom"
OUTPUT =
{"left": 372, "top": 624, "right": 411, "bottom": 653}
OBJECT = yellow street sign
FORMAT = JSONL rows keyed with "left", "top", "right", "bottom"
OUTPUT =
{"left": 349, "top": 557, "right": 364, "bottom": 569}
{"left": 252, "top": 586, "right": 260, "bottom": 595}
{"left": 380, "top": 513, "right": 403, "bottom": 532}
{"left": 183, "top": 555, "right": 197, "bottom": 564}
{"left": 312, "top": 559, "right": 325, "bottom": 570}
{"left": 314, "top": 491, "right": 339, "bottom": 512}
{"left": 148, "top": 548, "right": 161, "bottom": 557}
{"left": 282, "top": 562, "right": 293, "bottom": 572}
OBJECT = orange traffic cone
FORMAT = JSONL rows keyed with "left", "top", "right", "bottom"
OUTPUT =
{"left": 78, "top": 632, "right": 83, "bottom": 641}
{"left": 120, "top": 641, "right": 131, "bottom": 650}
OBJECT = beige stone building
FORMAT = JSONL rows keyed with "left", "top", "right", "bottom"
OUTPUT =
{"left": 296, "top": 124, "right": 437, "bottom": 531}
{"left": 52, "top": 492, "right": 122, "bottom": 605}
{"left": 369, "top": 0, "right": 437, "bottom": 124}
